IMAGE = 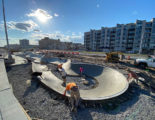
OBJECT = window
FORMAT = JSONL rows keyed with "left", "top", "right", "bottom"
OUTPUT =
{"left": 147, "top": 58, "right": 153, "bottom": 62}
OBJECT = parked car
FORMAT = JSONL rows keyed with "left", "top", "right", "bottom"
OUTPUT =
{"left": 134, "top": 57, "right": 155, "bottom": 68}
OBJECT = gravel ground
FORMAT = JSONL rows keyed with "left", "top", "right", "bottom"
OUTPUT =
{"left": 7, "top": 63, "right": 155, "bottom": 120}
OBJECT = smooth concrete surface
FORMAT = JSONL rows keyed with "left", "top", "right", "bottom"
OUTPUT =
{"left": 35, "top": 59, "right": 129, "bottom": 100}
{"left": 11, "top": 55, "right": 27, "bottom": 66}
{"left": 26, "top": 52, "right": 42, "bottom": 62}
{"left": 0, "top": 59, "right": 10, "bottom": 91}
{"left": 38, "top": 71, "right": 68, "bottom": 95}
{"left": 25, "top": 52, "right": 65, "bottom": 64}
{"left": 32, "top": 62, "right": 48, "bottom": 73}
{"left": 0, "top": 59, "right": 30, "bottom": 120}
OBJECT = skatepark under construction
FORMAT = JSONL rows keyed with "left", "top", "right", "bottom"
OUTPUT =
{"left": 1, "top": 52, "right": 155, "bottom": 120}
{"left": 32, "top": 58, "right": 129, "bottom": 100}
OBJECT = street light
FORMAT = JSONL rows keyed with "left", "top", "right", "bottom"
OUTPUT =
{"left": 2, "top": 0, "right": 12, "bottom": 59}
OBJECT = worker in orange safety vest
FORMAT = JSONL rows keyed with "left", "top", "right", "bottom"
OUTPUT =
{"left": 63, "top": 82, "right": 80, "bottom": 111}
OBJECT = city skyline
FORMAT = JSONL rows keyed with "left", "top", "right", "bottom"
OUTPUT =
{"left": 0, "top": 0, "right": 154, "bottom": 47}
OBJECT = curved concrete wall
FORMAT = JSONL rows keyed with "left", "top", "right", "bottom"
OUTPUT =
{"left": 32, "top": 62, "right": 48, "bottom": 73}
{"left": 62, "top": 60, "right": 129, "bottom": 100}
{"left": 33, "top": 60, "right": 129, "bottom": 100}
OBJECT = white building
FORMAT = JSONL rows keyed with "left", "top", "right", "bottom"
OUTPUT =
{"left": 84, "top": 18, "right": 155, "bottom": 54}
{"left": 19, "top": 39, "right": 29, "bottom": 48}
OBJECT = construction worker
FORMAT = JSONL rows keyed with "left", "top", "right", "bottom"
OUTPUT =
{"left": 57, "top": 64, "right": 63, "bottom": 72}
{"left": 79, "top": 66, "right": 84, "bottom": 76}
{"left": 63, "top": 82, "right": 80, "bottom": 111}
{"left": 127, "top": 69, "right": 138, "bottom": 83}
{"left": 61, "top": 68, "right": 67, "bottom": 86}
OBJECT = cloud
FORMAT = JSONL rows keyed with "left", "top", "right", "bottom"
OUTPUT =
{"left": 54, "top": 13, "right": 59, "bottom": 17}
{"left": 31, "top": 32, "right": 83, "bottom": 43}
{"left": 0, "top": 37, "right": 21, "bottom": 47}
{"left": 27, "top": 9, "right": 53, "bottom": 22}
{"left": 132, "top": 10, "right": 138, "bottom": 15}
{"left": 7, "top": 20, "right": 38, "bottom": 32}
{"left": 33, "top": 29, "right": 41, "bottom": 32}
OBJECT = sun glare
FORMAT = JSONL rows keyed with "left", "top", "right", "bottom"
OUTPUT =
{"left": 35, "top": 11, "right": 48, "bottom": 23}
{"left": 36, "top": 13, "right": 47, "bottom": 23}
{"left": 27, "top": 9, "right": 52, "bottom": 23}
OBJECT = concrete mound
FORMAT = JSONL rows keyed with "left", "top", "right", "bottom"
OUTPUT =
{"left": 32, "top": 60, "right": 129, "bottom": 100}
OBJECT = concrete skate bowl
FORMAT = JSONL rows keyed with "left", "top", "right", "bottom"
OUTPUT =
{"left": 62, "top": 60, "right": 129, "bottom": 100}
{"left": 35, "top": 59, "right": 129, "bottom": 101}
{"left": 40, "top": 57, "right": 66, "bottom": 65}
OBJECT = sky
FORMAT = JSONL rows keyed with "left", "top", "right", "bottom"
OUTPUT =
{"left": 0, "top": 0, "right": 154, "bottom": 46}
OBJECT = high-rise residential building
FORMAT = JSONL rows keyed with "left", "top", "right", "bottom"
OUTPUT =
{"left": 19, "top": 39, "right": 29, "bottom": 48}
{"left": 84, "top": 18, "right": 155, "bottom": 54}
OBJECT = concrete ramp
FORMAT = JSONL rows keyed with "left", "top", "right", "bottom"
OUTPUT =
{"left": 32, "top": 62, "right": 48, "bottom": 73}
{"left": 38, "top": 71, "right": 68, "bottom": 95}
{"left": 0, "top": 59, "right": 30, "bottom": 120}
{"left": 11, "top": 55, "right": 27, "bottom": 66}
{"left": 36, "top": 59, "right": 129, "bottom": 100}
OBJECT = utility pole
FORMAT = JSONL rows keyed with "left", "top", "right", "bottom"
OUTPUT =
{"left": 2, "top": 0, "right": 12, "bottom": 59}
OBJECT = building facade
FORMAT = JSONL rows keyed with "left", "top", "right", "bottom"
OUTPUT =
{"left": 39, "top": 37, "right": 84, "bottom": 50}
{"left": 84, "top": 18, "right": 155, "bottom": 54}
{"left": 19, "top": 39, "right": 29, "bottom": 48}
{"left": 39, "top": 37, "right": 61, "bottom": 49}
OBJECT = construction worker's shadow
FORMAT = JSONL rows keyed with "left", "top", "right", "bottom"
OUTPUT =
{"left": 23, "top": 74, "right": 40, "bottom": 97}
{"left": 70, "top": 108, "right": 93, "bottom": 120}
{"left": 68, "top": 100, "right": 93, "bottom": 120}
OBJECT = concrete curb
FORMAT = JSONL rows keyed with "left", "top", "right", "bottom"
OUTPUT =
{"left": 0, "top": 59, "right": 31, "bottom": 120}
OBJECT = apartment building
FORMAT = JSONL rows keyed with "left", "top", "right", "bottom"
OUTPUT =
{"left": 39, "top": 37, "right": 84, "bottom": 50}
{"left": 19, "top": 39, "right": 29, "bottom": 48}
{"left": 84, "top": 18, "right": 155, "bottom": 54}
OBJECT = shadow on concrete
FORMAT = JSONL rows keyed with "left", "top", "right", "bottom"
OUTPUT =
{"left": 71, "top": 64, "right": 104, "bottom": 77}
